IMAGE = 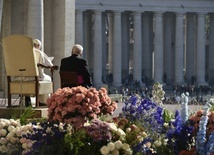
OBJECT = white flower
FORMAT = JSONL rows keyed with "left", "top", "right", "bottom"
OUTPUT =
{"left": 0, "top": 138, "right": 7, "bottom": 145}
{"left": 163, "top": 139, "right": 168, "bottom": 145}
{"left": 3, "top": 119, "right": 11, "bottom": 126}
{"left": 100, "top": 145, "right": 109, "bottom": 155}
{"left": 111, "top": 149, "right": 120, "bottom": 155}
{"left": 0, "top": 145, "right": 8, "bottom": 153}
{"left": 108, "top": 123, "right": 117, "bottom": 132}
{"left": 154, "top": 140, "right": 162, "bottom": 147}
{"left": 0, "top": 129, "right": 7, "bottom": 136}
{"left": 107, "top": 142, "right": 115, "bottom": 151}
{"left": 137, "top": 135, "right": 144, "bottom": 142}
{"left": 27, "top": 142, "right": 33, "bottom": 148}
{"left": 22, "top": 143, "right": 28, "bottom": 149}
{"left": 20, "top": 138, "right": 26, "bottom": 143}
{"left": 141, "top": 132, "right": 148, "bottom": 137}
{"left": 163, "top": 123, "right": 169, "bottom": 127}
{"left": 124, "top": 148, "right": 133, "bottom": 155}
{"left": 15, "top": 129, "right": 22, "bottom": 137}
{"left": 145, "top": 142, "right": 152, "bottom": 148}
{"left": 114, "top": 140, "right": 122, "bottom": 150}
{"left": 6, "top": 132, "right": 14, "bottom": 140}
{"left": 9, "top": 119, "right": 20, "bottom": 127}
{"left": 10, "top": 137, "right": 17, "bottom": 143}
{"left": 126, "top": 128, "right": 131, "bottom": 133}
{"left": 83, "top": 122, "right": 90, "bottom": 127}
{"left": 104, "top": 115, "right": 113, "bottom": 122}
{"left": 0, "top": 122, "right": 6, "bottom": 129}
{"left": 122, "top": 143, "right": 130, "bottom": 150}
{"left": 116, "top": 128, "right": 126, "bottom": 137}
{"left": 8, "top": 126, "right": 15, "bottom": 132}
{"left": 46, "top": 127, "right": 52, "bottom": 133}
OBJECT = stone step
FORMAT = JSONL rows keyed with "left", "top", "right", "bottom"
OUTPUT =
{"left": 0, "top": 98, "right": 48, "bottom": 118}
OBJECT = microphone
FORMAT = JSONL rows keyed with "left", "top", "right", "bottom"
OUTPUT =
{"left": 19, "top": 69, "right": 26, "bottom": 71}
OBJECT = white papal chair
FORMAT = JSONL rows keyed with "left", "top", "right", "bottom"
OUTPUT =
{"left": 2, "top": 34, "right": 54, "bottom": 108}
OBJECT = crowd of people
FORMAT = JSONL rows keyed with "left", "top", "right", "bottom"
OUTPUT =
{"left": 107, "top": 83, "right": 213, "bottom": 105}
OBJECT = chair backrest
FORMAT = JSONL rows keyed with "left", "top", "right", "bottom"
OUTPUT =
{"left": 2, "top": 35, "right": 38, "bottom": 77}
{"left": 59, "top": 71, "right": 78, "bottom": 88}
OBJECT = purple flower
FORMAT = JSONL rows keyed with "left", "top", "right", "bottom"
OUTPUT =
{"left": 84, "top": 119, "right": 112, "bottom": 142}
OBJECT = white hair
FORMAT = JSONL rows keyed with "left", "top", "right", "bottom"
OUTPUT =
{"left": 72, "top": 44, "right": 83, "bottom": 55}
{"left": 33, "top": 39, "right": 42, "bottom": 49}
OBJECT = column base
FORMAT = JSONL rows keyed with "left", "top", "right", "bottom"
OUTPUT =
{"left": 196, "top": 81, "right": 208, "bottom": 86}
{"left": 94, "top": 82, "right": 104, "bottom": 90}
{"left": 174, "top": 80, "right": 186, "bottom": 86}
{"left": 113, "top": 82, "right": 122, "bottom": 88}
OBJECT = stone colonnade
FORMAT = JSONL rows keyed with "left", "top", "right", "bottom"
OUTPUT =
{"left": 76, "top": 10, "right": 214, "bottom": 88}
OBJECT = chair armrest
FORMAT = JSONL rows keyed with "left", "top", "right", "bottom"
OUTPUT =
{"left": 37, "top": 63, "right": 58, "bottom": 71}
{"left": 37, "top": 63, "right": 58, "bottom": 83}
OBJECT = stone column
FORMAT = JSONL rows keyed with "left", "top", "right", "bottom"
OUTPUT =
{"left": 27, "top": 0, "right": 44, "bottom": 47}
{"left": 11, "top": 0, "right": 25, "bottom": 34}
{"left": 84, "top": 11, "right": 93, "bottom": 70}
{"left": 175, "top": 13, "right": 184, "bottom": 84}
{"left": 163, "top": 13, "right": 174, "bottom": 84}
{"left": 208, "top": 13, "right": 214, "bottom": 84}
{"left": 113, "top": 11, "right": 122, "bottom": 87}
{"left": 0, "top": 0, "right": 7, "bottom": 96}
{"left": 0, "top": 0, "right": 3, "bottom": 33}
{"left": 93, "top": 10, "right": 103, "bottom": 88}
{"left": 43, "top": 0, "right": 53, "bottom": 57}
{"left": 108, "top": 12, "right": 113, "bottom": 74}
{"left": 185, "top": 13, "right": 196, "bottom": 83}
{"left": 122, "top": 12, "right": 130, "bottom": 79}
{"left": 51, "top": 0, "right": 75, "bottom": 90}
{"left": 133, "top": 11, "right": 142, "bottom": 84}
{"left": 142, "top": 12, "right": 153, "bottom": 82}
{"left": 102, "top": 13, "right": 107, "bottom": 83}
{"left": 154, "top": 12, "right": 163, "bottom": 83}
{"left": 75, "top": 9, "right": 85, "bottom": 46}
{"left": 196, "top": 13, "right": 206, "bottom": 85}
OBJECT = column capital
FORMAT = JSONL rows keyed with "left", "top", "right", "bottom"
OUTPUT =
{"left": 76, "top": 9, "right": 85, "bottom": 13}
{"left": 93, "top": 10, "right": 104, "bottom": 15}
{"left": 154, "top": 11, "right": 164, "bottom": 17}
{"left": 133, "top": 11, "right": 142, "bottom": 15}
{"left": 186, "top": 13, "right": 196, "bottom": 19}
{"left": 175, "top": 12, "right": 184, "bottom": 17}
{"left": 112, "top": 10, "right": 123, "bottom": 15}
{"left": 197, "top": 12, "right": 207, "bottom": 17}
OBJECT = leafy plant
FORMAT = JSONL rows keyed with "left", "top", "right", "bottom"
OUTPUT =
{"left": 19, "top": 107, "right": 36, "bottom": 125}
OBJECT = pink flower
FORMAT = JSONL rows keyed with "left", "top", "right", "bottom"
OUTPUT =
{"left": 47, "top": 86, "right": 117, "bottom": 129}
{"left": 75, "top": 93, "right": 85, "bottom": 103}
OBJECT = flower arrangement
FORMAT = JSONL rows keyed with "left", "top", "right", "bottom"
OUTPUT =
{"left": 47, "top": 86, "right": 117, "bottom": 129}
{"left": 0, "top": 84, "right": 214, "bottom": 155}
{"left": 0, "top": 118, "right": 35, "bottom": 155}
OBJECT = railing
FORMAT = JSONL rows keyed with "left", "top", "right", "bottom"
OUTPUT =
{"left": 109, "top": 94, "right": 129, "bottom": 103}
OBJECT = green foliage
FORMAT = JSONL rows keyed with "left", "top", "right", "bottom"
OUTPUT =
{"left": 210, "top": 104, "right": 214, "bottom": 111}
{"left": 163, "top": 109, "right": 173, "bottom": 123}
{"left": 19, "top": 107, "right": 36, "bottom": 125}
{"left": 64, "top": 129, "right": 87, "bottom": 155}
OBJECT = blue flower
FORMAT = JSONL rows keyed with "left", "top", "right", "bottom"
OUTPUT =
{"left": 196, "top": 103, "right": 212, "bottom": 155}
{"left": 205, "top": 132, "right": 214, "bottom": 155}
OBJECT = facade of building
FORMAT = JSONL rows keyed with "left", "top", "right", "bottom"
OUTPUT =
{"left": 0, "top": 0, "right": 214, "bottom": 96}
{"left": 75, "top": 0, "right": 214, "bottom": 89}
